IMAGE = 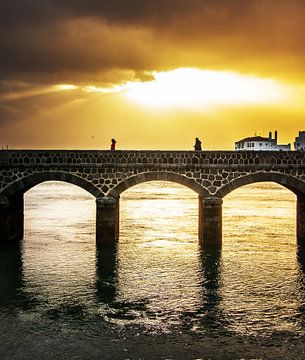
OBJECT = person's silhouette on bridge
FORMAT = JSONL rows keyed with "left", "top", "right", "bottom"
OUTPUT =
{"left": 194, "top": 137, "right": 202, "bottom": 151}
{"left": 111, "top": 139, "right": 116, "bottom": 151}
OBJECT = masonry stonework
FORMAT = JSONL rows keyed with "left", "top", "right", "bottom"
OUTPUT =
{"left": 1, "top": 150, "right": 305, "bottom": 246}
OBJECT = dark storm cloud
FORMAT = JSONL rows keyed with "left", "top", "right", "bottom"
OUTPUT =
{"left": 0, "top": 0, "right": 245, "bottom": 27}
{"left": 0, "top": 0, "right": 305, "bottom": 83}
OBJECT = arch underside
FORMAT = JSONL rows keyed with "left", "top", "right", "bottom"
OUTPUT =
{"left": 1, "top": 171, "right": 102, "bottom": 199}
{"left": 2, "top": 170, "right": 305, "bottom": 202}
{"left": 108, "top": 171, "right": 208, "bottom": 197}
{"left": 216, "top": 171, "right": 305, "bottom": 198}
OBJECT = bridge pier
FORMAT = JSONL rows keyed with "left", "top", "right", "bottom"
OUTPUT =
{"left": 96, "top": 196, "right": 119, "bottom": 246}
{"left": 199, "top": 196, "right": 222, "bottom": 246}
{"left": 0, "top": 194, "right": 24, "bottom": 244}
{"left": 297, "top": 195, "right": 305, "bottom": 245}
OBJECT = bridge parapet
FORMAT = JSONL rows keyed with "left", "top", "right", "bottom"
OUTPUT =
{"left": 1, "top": 150, "right": 305, "bottom": 168}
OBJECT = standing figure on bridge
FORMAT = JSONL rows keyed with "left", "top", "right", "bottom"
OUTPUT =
{"left": 194, "top": 137, "right": 202, "bottom": 151}
{"left": 111, "top": 139, "right": 116, "bottom": 151}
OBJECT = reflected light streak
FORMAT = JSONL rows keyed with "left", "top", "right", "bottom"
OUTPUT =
{"left": 118, "top": 181, "right": 203, "bottom": 320}
{"left": 21, "top": 180, "right": 301, "bottom": 336}
{"left": 120, "top": 181, "right": 198, "bottom": 244}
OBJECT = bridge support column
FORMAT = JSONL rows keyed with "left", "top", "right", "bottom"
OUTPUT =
{"left": 96, "top": 196, "right": 119, "bottom": 246}
{"left": 199, "top": 196, "right": 222, "bottom": 246}
{"left": 0, "top": 196, "right": 9, "bottom": 242}
{"left": 297, "top": 195, "right": 305, "bottom": 245}
{"left": 0, "top": 194, "right": 24, "bottom": 244}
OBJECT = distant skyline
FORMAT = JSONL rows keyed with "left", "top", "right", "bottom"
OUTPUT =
{"left": 1, "top": 0, "right": 305, "bottom": 150}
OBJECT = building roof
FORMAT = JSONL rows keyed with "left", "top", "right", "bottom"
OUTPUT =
{"left": 235, "top": 136, "right": 270, "bottom": 144}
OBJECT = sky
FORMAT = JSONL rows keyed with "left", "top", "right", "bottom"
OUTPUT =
{"left": 1, "top": 0, "right": 305, "bottom": 150}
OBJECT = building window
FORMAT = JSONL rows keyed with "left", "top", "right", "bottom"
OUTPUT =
{"left": 259, "top": 143, "right": 262, "bottom": 146}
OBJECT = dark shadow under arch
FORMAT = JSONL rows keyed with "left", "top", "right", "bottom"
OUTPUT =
{"left": 1, "top": 171, "right": 102, "bottom": 199}
{"left": 216, "top": 171, "right": 305, "bottom": 198}
{"left": 107, "top": 171, "right": 209, "bottom": 198}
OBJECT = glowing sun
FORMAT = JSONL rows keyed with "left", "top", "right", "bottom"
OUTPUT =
{"left": 124, "top": 68, "right": 286, "bottom": 109}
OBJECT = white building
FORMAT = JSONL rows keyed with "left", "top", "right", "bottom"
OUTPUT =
{"left": 294, "top": 131, "right": 305, "bottom": 150}
{"left": 235, "top": 131, "right": 291, "bottom": 151}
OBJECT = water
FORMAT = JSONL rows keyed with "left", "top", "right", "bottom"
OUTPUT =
{"left": 1, "top": 181, "right": 305, "bottom": 359}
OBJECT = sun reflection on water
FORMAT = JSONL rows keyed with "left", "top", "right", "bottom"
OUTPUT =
{"left": 17, "top": 180, "right": 304, "bottom": 337}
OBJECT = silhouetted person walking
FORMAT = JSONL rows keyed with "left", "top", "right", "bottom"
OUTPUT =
{"left": 194, "top": 137, "right": 202, "bottom": 151}
{"left": 111, "top": 139, "right": 116, "bottom": 151}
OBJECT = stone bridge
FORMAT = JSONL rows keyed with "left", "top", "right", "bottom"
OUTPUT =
{"left": 1, "top": 149, "right": 305, "bottom": 246}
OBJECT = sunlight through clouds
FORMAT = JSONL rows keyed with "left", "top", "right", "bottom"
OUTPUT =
{"left": 0, "top": 84, "right": 79, "bottom": 103}
{"left": 54, "top": 84, "right": 79, "bottom": 91}
{"left": 83, "top": 84, "right": 128, "bottom": 94}
{"left": 124, "top": 68, "right": 288, "bottom": 109}
{"left": 70, "top": 68, "right": 292, "bottom": 110}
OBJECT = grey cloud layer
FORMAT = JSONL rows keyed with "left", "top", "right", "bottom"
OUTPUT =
{"left": 0, "top": 0, "right": 246, "bottom": 27}
{"left": 0, "top": 0, "right": 305, "bottom": 83}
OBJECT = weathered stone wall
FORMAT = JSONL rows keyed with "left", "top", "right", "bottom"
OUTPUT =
{"left": 1, "top": 150, "right": 305, "bottom": 198}
{"left": 1, "top": 149, "right": 305, "bottom": 246}
{"left": 0, "top": 150, "right": 305, "bottom": 197}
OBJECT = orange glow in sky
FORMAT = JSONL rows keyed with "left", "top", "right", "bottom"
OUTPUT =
{"left": 124, "top": 69, "right": 287, "bottom": 109}
{"left": 55, "top": 68, "right": 296, "bottom": 109}
{"left": 1, "top": 1, "right": 305, "bottom": 150}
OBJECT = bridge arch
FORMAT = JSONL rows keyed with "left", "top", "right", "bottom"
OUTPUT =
{"left": 216, "top": 172, "right": 305, "bottom": 199}
{"left": 96, "top": 172, "right": 209, "bottom": 246}
{"left": 216, "top": 171, "right": 305, "bottom": 246}
{"left": 107, "top": 171, "right": 209, "bottom": 198}
{"left": 1, "top": 171, "right": 102, "bottom": 198}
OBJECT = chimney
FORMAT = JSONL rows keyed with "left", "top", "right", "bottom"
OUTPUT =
{"left": 275, "top": 130, "right": 278, "bottom": 143}
{"left": 269, "top": 131, "right": 272, "bottom": 140}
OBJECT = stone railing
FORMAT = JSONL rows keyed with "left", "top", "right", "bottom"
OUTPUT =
{"left": 1, "top": 150, "right": 305, "bottom": 168}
